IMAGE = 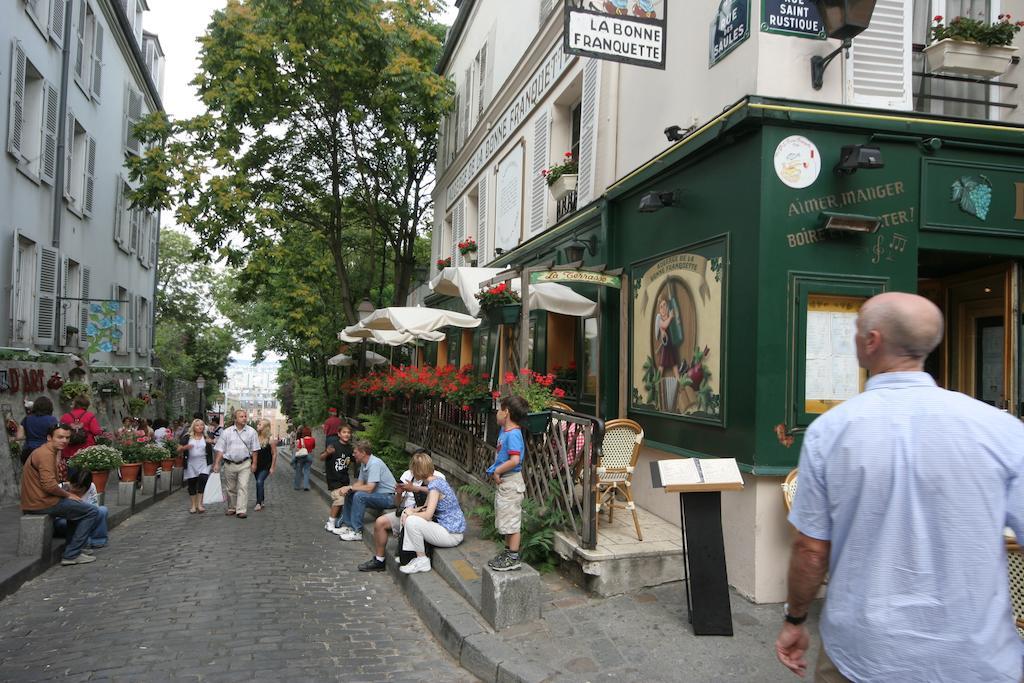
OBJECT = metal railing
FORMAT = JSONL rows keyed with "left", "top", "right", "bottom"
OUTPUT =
{"left": 556, "top": 190, "right": 578, "bottom": 222}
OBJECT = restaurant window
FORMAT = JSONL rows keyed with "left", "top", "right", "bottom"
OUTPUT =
{"left": 582, "top": 317, "right": 598, "bottom": 400}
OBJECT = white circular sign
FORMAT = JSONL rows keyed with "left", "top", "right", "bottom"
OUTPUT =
{"left": 774, "top": 135, "right": 821, "bottom": 189}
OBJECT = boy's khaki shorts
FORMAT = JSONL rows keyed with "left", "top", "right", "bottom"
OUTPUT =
{"left": 495, "top": 472, "right": 526, "bottom": 535}
{"left": 330, "top": 488, "right": 346, "bottom": 506}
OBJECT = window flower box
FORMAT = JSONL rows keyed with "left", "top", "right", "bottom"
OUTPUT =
{"left": 923, "top": 38, "right": 1018, "bottom": 78}
{"left": 548, "top": 173, "right": 578, "bottom": 202}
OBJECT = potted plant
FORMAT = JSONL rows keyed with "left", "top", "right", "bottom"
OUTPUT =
{"left": 96, "top": 380, "right": 120, "bottom": 396}
{"left": 163, "top": 440, "right": 182, "bottom": 468}
{"left": 924, "top": 14, "right": 1023, "bottom": 77}
{"left": 444, "top": 367, "right": 491, "bottom": 411}
{"left": 70, "top": 445, "right": 123, "bottom": 493}
{"left": 127, "top": 397, "right": 147, "bottom": 416}
{"left": 542, "top": 151, "right": 579, "bottom": 201}
{"left": 118, "top": 443, "right": 143, "bottom": 481}
{"left": 436, "top": 256, "right": 452, "bottom": 272}
{"left": 496, "top": 369, "right": 567, "bottom": 433}
{"left": 458, "top": 237, "right": 478, "bottom": 266}
{"left": 59, "top": 381, "right": 91, "bottom": 405}
{"left": 475, "top": 282, "right": 522, "bottom": 326}
{"left": 138, "top": 444, "right": 166, "bottom": 476}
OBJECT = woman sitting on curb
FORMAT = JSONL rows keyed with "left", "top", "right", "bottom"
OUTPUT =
{"left": 398, "top": 452, "right": 466, "bottom": 575}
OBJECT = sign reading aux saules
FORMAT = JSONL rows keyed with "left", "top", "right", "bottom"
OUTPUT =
{"left": 445, "top": 44, "right": 575, "bottom": 210}
{"left": 564, "top": 2, "right": 667, "bottom": 70}
{"left": 710, "top": 0, "right": 750, "bottom": 67}
{"left": 530, "top": 270, "right": 622, "bottom": 288}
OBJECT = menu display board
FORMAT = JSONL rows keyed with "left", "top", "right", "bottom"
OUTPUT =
{"left": 804, "top": 294, "right": 867, "bottom": 414}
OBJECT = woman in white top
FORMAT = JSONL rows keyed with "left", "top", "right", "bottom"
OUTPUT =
{"left": 177, "top": 418, "right": 212, "bottom": 514}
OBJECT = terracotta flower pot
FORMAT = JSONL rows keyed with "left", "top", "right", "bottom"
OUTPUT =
{"left": 174, "top": 455, "right": 184, "bottom": 468}
{"left": 142, "top": 461, "right": 158, "bottom": 476}
{"left": 119, "top": 462, "right": 141, "bottom": 482}
{"left": 160, "top": 458, "right": 175, "bottom": 472}
{"left": 91, "top": 469, "right": 111, "bottom": 493}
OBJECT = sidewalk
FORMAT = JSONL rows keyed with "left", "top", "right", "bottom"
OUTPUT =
{"left": 284, "top": 447, "right": 821, "bottom": 682}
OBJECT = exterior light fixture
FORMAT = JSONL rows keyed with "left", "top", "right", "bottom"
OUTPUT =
{"left": 819, "top": 211, "right": 881, "bottom": 234}
{"left": 564, "top": 236, "right": 598, "bottom": 262}
{"left": 639, "top": 191, "right": 676, "bottom": 213}
{"left": 810, "top": 0, "right": 877, "bottom": 89}
{"left": 494, "top": 247, "right": 505, "bottom": 256}
{"left": 834, "top": 145, "right": 884, "bottom": 175}
{"left": 357, "top": 298, "right": 376, "bottom": 321}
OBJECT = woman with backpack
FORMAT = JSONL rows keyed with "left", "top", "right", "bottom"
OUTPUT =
{"left": 292, "top": 425, "right": 314, "bottom": 491}
{"left": 60, "top": 394, "right": 102, "bottom": 464}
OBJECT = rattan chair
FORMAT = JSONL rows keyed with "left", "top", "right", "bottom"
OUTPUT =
{"left": 781, "top": 468, "right": 798, "bottom": 512}
{"left": 1006, "top": 537, "right": 1024, "bottom": 639}
{"left": 595, "top": 418, "right": 644, "bottom": 541}
{"left": 549, "top": 401, "right": 573, "bottom": 412}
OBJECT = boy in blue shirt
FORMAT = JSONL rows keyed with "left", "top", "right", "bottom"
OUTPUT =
{"left": 486, "top": 395, "right": 529, "bottom": 571}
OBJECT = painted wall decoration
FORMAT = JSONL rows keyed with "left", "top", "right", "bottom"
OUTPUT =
{"left": 84, "top": 300, "right": 125, "bottom": 355}
{"left": 951, "top": 175, "right": 992, "bottom": 220}
{"left": 631, "top": 241, "right": 725, "bottom": 422}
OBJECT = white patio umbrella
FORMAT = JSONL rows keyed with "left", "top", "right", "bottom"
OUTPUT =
{"left": 352, "top": 306, "right": 481, "bottom": 334}
{"left": 327, "top": 350, "right": 388, "bottom": 367}
{"left": 429, "top": 266, "right": 598, "bottom": 317}
{"left": 337, "top": 328, "right": 445, "bottom": 345}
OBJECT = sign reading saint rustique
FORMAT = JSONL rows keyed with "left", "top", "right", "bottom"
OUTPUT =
{"left": 531, "top": 270, "right": 622, "bottom": 288}
{"left": 564, "top": 2, "right": 667, "bottom": 70}
{"left": 761, "top": 0, "right": 825, "bottom": 39}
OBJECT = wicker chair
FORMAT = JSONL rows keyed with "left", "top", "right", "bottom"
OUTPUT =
{"left": 595, "top": 418, "right": 644, "bottom": 541}
{"left": 781, "top": 468, "right": 798, "bottom": 512}
{"left": 549, "top": 401, "right": 573, "bottom": 413}
{"left": 1007, "top": 537, "right": 1024, "bottom": 639}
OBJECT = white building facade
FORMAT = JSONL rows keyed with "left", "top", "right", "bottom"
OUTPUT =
{"left": 3, "top": 0, "right": 164, "bottom": 365}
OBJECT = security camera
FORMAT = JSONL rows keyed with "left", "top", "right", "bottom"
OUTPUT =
{"left": 664, "top": 125, "right": 684, "bottom": 142}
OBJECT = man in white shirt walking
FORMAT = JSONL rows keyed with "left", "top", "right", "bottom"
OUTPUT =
{"left": 213, "top": 410, "right": 260, "bottom": 518}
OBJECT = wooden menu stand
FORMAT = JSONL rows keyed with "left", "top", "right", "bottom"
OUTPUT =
{"left": 652, "top": 460, "right": 743, "bottom": 636}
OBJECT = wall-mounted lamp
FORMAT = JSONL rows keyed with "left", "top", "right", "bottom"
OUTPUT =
{"left": 564, "top": 236, "right": 598, "bottom": 262}
{"left": 834, "top": 144, "right": 884, "bottom": 175}
{"left": 819, "top": 211, "right": 881, "bottom": 234}
{"left": 638, "top": 191, "right": 676, "bottom": 213}
{"left": 494, "top": 247, "right": 505, "bottom": 256}
{"left": 810, "top": 0, "right": 878, "bottom": 89}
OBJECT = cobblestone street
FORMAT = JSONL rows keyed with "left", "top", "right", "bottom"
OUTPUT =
{"left": 0, "top": 469, "right": 475, "bottom": 682}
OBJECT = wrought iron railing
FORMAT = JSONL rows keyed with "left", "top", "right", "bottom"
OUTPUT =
{"left": 556, "top": 190, "right": 578, "bottom": 222}
{"left": 911, "top": 43, "right": 1018, "bottom": 115}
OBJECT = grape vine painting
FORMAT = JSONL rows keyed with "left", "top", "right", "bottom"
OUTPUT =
{"left": 951, "top": 175, "right": 992, "bottom": 221}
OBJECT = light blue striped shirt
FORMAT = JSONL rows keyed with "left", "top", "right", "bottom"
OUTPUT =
{"left": 790, "top": 372, "right": 1024, "bottom": 683}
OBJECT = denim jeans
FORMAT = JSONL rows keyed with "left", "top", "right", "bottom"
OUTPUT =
{"left": 254, "top": 469, "right": 270, "bottom": 505}
{"left": 54, "top": 505, "right": 108, "bottom": 547}
{"left": 30, "top": 498, "right": 100, "bottom": 559}
{"left": 340, "top": 490, "right": 394, "bottom": 532}
{"left": 292, "top": 455, "right": 311, "bottom": 490}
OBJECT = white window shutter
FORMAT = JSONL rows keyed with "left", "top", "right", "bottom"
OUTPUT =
{"left": 126, "top": 290, "right": 136, "bottom": 352}
{"left": 58, "top": 256, "right": 69, "bottom": 346}
{"left": 129, "top": 207, "right": 140, "bottom": 252}
{"left": 476, "top": 176, "right": 488, "bottom": 264}
{"left": 845, "top": 0, "right": 912, "bottom": 110}
{"left": 49, "top": 0, "right": 65, "bottom": 47}
{"left": 8, "top": 40, "right": 27, "bottom": 159}
{"left": 148, "top": 215, "right": 158, "bottom": 267}
{"left": 74, "top": 0, "right": 86, "bottom": 82}
{"left": 10, "top": 230, "right": 22, "bottom": 338}
{"left": 64, "top": 112, "right": 74, "bottom": 199}
{"left": 90, "top": 21, "right": 103, "bottom": 102}
{"left": 113, "top": 178, "right": 125, "bottom": 248}
{"left": 111, "top": 283, "right": 122, "bottom": 353}
{"left": 529, "top": 109, "right": 550, "bottom": 234}
{"left": 125, "top": 87, "right": 142, "bottom": 154}
{"left": 41, "top": 82, "right": 59, "bottom": 185}
{"left": 577, "top": 58, "right": 601, "bottom": 205}
{"left": 34, "top": 245, "right": 58, "bottom": 345}
{"left": 83, "top": 135, "right": 96, "bottom": 216}
{"left": 78, "top": 266, "right": 90, "bottom": 348}
{"left": 453, "top": 198, "right": 465, "bottom": 266}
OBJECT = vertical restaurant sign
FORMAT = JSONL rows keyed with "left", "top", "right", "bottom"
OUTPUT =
{"left": 710, "top": 0, "right": 751, "bottom": 67}
{"left": 761, "top": 0, "right": 825, "bottom": 39}
{"left": 564, "top": 1, "right": 667, "bottom": 70}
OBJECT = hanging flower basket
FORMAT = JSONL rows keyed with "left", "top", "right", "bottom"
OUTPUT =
{"left": 523, "top": 411, "right": 551, "bottom": 433}
{"left": 923, "top": 39, "right": 1018, "bottom": 77}
{"left": 486, "top": 303, "right": 522, "bottom": 326}
{"left": 548, "top": 173, "right": 578, "bottom": 201}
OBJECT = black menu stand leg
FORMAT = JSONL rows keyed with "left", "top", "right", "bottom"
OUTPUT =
{"left": 679, "top": 491, "right": 734, "bottom": 636}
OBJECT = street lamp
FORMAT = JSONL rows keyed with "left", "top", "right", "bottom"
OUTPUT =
{"left": 196, "top": 375, "right": 206, "bottom": 418}
{"left": 810, "top": 0, "right": 877, "bottom": 89}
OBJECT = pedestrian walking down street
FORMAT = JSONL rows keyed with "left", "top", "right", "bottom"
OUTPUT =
{"left": 253, "top": 418, "right": 278, "bottom": 511}
{"left": 292, "top": 425, "right": 314, "bottom": 491}
{"left": 775, "top": 292, "right": 1024, "bottom": 683}
{"left": 178, "top": 419, "right": 212, "bottom": 514}
{"left": 213, "top": 410, "right": 259, "bottom": 518}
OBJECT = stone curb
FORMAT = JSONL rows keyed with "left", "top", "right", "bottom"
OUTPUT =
{"left": 281, "top": 448, "right": 557, "bottom": 683}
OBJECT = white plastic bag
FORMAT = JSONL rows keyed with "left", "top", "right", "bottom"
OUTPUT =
{"left": 203, "top": 472, "right": 225, "bottom": 505}
{"left": 294, "top": 446, "right": 308, "bottom": 456}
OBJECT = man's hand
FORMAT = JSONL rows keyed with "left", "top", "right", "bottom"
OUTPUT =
{"left": 66, "top": 492, "right": 82, "bottom": 502}
{"left": 251, "top": 463, "right": 257, "bottom": 473}
{"left": 775, "top": 622, "right": 810, "bottom": 678}
{"left": 212, "top": 464, "right": 220, "bottom": 474}
{"left": 491, "top": 472, "right": 502, "bottom": 485}
{"left": 269, "top": 466, "right": 275, "bottom": 475}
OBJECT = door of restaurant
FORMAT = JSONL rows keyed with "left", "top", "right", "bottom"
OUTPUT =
{"left": 918, "top": 253, "right": 1020, "bottom": 416}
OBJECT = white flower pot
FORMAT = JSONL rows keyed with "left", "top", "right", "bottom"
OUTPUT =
{"left": 923, "top": 39, "right": 1018, "bottom": 78}
{"left": 548, "top": 173, "right": 578, "bottom": 201}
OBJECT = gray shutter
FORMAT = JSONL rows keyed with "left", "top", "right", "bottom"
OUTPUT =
{"left": 90, "top": 20, "right": 103, "bottom": 101}
{"left": 125, "top": 87, "right": 142, "bottom": 154}
{"left": 577, "top": 58, "right": 600, "bottom": 205}
{"left": 34, "top": 245, "right": 58, "bottom": 345}
{"left": 58, "top": 257, "right": 69, "bottom": 346}
{"left": 49, "top": 0, "right": 65, "bottom": 47}
{"left": 129, "top": 206, "right": 140, "bottom": 252}
{"left": 113, "top": 178, "right": 124, "bottom": 247}
{"left": 111, "top": 283, "right": 122, "bottom": 353}
{"left": 74, "top": 0, "right": 86, "bottom": 82}
{"left": 148, "top": 214, "right": 158, "bottom": 267}
{"left": 41, "top": 82, "right": 59, "bottom": 184}
{"left": 845, "top": 0, "right": 911, "bottom": 110}
{"left": 8, "top": 40, "right": 27, "bottom": 159}
{"left": 453, "top": 198, "right": 465, "bottom": 266}
{"left": 64, "top": 112, "right": 74, "bottom": 199}
{"left": 10, "top": 230, "right": 22, "bottom": 338}
{"left": 78, "top": 266, "right": 90, "bottom": 348}
{"left": 476, "top": 44, "right": 487, "bottom": 117}
{"left": 83, "top": 135, "right": 96, "bottom": 216}
{"left": 476, "top": 176, "right": 488, "bottom": 264}
{"left": 540, "top": 0, "right": 554, "bottom": 27}
{"left": 126, "top": 290, "right": 136, "bottom": 352}
{"left": 529, "top": 110, "right": 550, "bottom": 234}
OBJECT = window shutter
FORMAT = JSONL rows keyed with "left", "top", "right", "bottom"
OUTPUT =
{"left": 124, "top": 87, "right": 142, "bottom": 154}
{"left": 845, "top": 0, "right": 912, "bottom": 110}
{"left": 49, "top": 0, "right": 65, "bottom": 47}
{"left": 129, "top": 207, "right": 141, "bottom": 253}
{"left": 40, "top": 82, "right": 59, "bottom": 185}
{"left": 453, "top": 198, "right": 465, "bottom": 266}
{"left": 138, "top": 212, "right": 151, "bottom": 266}
{"left": 78, "top": 266, "right": 90, "bottom": 348}
{"left": 476, "top": 176, "right": 488, "bottom": 264}
{"left": 111, "top": 283, "right": 122, "bottom": 353}
{"left": 577, "top": 58, "right": 601, "bottom": 205}
{"left": 476, "top": 44, "right": 487, "bottom": 117}
{"left": 464, "top": 67, "right": 473, "bottom": 134}
{"left": 8, "top": 40, "right": 27, "bottom": 159}
{"left": 34, "top": 245, "right": 58, "bottom": 345}
{"left": 83, "top": 135, "right": 96, "bottom": 216}
{"left": 10, "top": 230, "right": 22, "bottom": 337}
{"left": 113, "top": 178, "right": 125, "bottom": 248}
{"left": 529, "top": 110, "right": 550, "bottom": 234}
{"left": 148, "top": 215, "right": 158, "bottom": 267}
{"left": 74, "top": 0, "right": 86, "bottom": 82}
{"left": 540, "top": 0, "right": 554, "bottom": 27}
{"left": 126, "top": 290, "right": 136, "bottom": 352}
{"left": 64, "top": 112, "right": 74, "bottom": 199}
{"left": 58, "top": 256, "right": 69, "bottom": 346}
{"left": 90, "top": 21, "right": 103, "bottom": 101}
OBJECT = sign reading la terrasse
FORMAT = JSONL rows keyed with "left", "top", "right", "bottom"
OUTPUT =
{"left": 531, "top": 270, "right": 622, "bottom": 289}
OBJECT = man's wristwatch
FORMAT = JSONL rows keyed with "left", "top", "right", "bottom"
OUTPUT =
{"left": 783, "top": 602, "right": 807, "bottom": 625}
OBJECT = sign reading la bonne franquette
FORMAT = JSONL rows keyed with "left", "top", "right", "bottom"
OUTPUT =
{"left": 564, "top": 6, "right": 667, "bottom": 70}
{"left": 445, "top": 44, "right": 575, "bottom": 210}
{"left": 530, "top": 270, "right": 622, "bottom": 289}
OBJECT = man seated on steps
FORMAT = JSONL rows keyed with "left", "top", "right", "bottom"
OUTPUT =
{"left": 21, "top": 423, "right": 100, "bottom": 566}
{"left": 333, "top": 440, "right": 396, "bottom": 542}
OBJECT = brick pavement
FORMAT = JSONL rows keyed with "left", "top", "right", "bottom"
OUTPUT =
{"left": 0, "top": 468, "right": 476, "bottom": 683}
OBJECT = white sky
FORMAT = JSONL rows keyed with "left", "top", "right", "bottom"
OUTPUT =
{"left": 144, "top": 1, "right": 458, "bottom": 364}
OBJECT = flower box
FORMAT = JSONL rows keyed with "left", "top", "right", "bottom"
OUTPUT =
{"left": 523, "top": 411, "right": 551, "bottom": 434}
{"left": 923, "top": 39, "right": 1018, "bottom": 78}
{"left": 548, "top": 173, "right": 578, "bottom": 201}
{"left": 485, "top": 303, "right": 522, "bottom": 326}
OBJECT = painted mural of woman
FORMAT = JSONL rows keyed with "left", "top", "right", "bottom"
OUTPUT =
{"left": 654, "top": 295, "right": 680, "bottom": 380}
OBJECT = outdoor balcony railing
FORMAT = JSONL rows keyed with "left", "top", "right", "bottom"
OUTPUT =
{"left": 556, "top": 190, "right": 578, "bottom": 222}
{"left": 911, "top": 43, "right": 1019, "bottom": 118}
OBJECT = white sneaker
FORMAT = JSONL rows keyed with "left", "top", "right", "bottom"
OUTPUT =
{"left": 338, "top": 528, "right": 363, "bottom": 541}
{"left": 324, "top": 521, "right": 336, "bottom": 532}
{"left": 400, "top": 556, "right": 431, "bottom": 574}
